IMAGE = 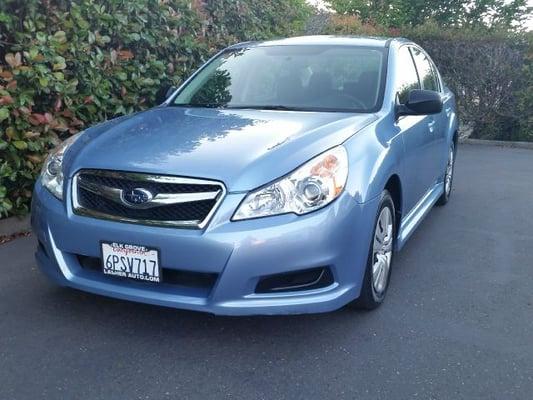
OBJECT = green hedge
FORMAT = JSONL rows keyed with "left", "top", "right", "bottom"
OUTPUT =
{"left": 0, "top": 0, "right": 310, "bottom": 218}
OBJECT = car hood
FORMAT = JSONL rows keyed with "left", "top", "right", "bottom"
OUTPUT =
{"left": 67, "top": 106, "right": 376, "bottom": 192}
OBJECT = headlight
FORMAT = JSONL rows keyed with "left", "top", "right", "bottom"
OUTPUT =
{"left": 40, "top": 133, "right": 82, "bottom": 199}
{"left": 233, "top": 146, "right": 348, "bottom": 221}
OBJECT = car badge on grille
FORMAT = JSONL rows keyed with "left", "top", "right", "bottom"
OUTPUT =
{"left": 121, "top": 188, "right": 154, "bottom": 208}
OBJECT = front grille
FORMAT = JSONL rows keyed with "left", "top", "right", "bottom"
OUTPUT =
{"left": 78, "top": 190, "right": 216, "bottom": 222}
{"left": 72, "top": 170, "right": 225, "bottom": 228}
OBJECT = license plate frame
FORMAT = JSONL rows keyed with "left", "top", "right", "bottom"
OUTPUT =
{"left": 100, "top": 241, "right": 162, "bottom": 283}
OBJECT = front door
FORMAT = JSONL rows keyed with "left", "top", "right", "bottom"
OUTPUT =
{"left": 410, "top": 46, "right": 448, "bottom": 184}
{"left": 395, "top": 45, "right": 437, "bottom": 214}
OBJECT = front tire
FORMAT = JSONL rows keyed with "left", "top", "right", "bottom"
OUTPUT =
{"left": 351, "top": 190, "right": 396, "bottom": 310}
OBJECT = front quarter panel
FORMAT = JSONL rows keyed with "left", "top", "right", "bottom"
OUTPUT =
{"left": 343, "top": 115, "right": 403, "bottom": 204}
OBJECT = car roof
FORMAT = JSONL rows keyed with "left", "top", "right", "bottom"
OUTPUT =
{"left": 228, "top": 35, "right": 411, "bottom": 49}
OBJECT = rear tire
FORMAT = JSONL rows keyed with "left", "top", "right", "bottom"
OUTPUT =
{"left": 436, "top": 142, "right": 455, "bottom": 206}
{"left": 350, "top": 190, "right": 396, "bottom": 310}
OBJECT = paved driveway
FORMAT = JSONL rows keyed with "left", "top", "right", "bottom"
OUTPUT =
{"left": 1, "top": 144, "right": 532, "bottom": 400}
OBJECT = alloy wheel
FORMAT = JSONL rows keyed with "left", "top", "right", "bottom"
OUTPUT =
{"left": 372, "top": 206, "right": 394, "bottom": 295}
{"left": 445, "top": 146, "right": 455, "bottom": 197}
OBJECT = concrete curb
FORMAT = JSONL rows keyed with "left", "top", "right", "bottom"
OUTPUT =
{"left": 0, "top": 215, "right": 31, "bottom": 237}
{"left": 460, "top": 138, "right": 533, "bottom": 150}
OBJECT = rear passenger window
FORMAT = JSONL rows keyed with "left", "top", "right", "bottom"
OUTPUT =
{"left": 396, "top": 46, "right": 420, "bottom": 104}
{"left": 410, "top": 47, "right": 439, "bottom": 92}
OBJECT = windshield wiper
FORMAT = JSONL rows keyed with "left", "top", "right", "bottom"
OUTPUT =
{"left": 172, "top": 104, "right": 317, "bottom": 112}
{"left": 171, "top": 103, "right": 226, "bottom": 108}
{"left": 227, "top": 105, "right": 309, "bottom": 111}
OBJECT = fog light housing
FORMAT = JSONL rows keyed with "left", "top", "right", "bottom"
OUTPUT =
{"left": 255, "top": 267, "right": 334, "bottom": 294}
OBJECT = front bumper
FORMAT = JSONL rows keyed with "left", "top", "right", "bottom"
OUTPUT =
{"left": 31, "top": 180, "right": 379, "bottom": 315}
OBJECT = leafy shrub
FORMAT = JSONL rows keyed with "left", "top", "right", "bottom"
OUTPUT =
{"left": 325, "top": 0, "right": 532, "bottom": 31}
{"left": 0, "top": 0, "right": 310, "bottom": 218}
{"left": 309, "top": 14, "right": 387, "bottom": 36}
{"left": 515, "top": 38, "right": 533, "bottom": 141}
{"left": 204, "top": 0, "right": 311, "bottom": 44}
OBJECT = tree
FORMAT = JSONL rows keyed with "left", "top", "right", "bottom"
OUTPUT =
{"left": 326, "top": 0, "right": 532, "bottom": 30}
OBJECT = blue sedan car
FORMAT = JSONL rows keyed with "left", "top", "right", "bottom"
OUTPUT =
{"left": 31, "top": 36, "right": 458, "bottom": 315}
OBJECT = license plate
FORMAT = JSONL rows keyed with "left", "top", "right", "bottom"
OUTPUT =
{"left": 101, "top": 242, "right": 161, "bottom": 283}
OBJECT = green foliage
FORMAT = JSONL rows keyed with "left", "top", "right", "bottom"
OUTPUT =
{"left": 312, "top": 14, "right": 388, "bottom": 36}
{"left": 204, "top": 0, "right": 311, "bottom": 44}
{"left": 326, "top": 0, "right": 532, "bottom": 30}
{"left": 515, "top": 37, "right": 533, "bottom": 142}
{"left": 0, "top": 0, "right": 311, "bottom": 218}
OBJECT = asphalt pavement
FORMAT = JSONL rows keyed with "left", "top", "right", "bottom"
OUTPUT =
{"left": 1, "top": 144, "right": 532, "bottom": 400}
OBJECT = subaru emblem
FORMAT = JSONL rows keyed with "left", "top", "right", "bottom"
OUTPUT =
{"left": 121, "top": 188, "right": 153, "bottom": 207}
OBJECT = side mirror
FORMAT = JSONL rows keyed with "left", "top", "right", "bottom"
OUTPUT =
{"left": 396, "top": 89, "right": 443, "bottom": 118}
{"left": 155, "top": 85, "right": 177, "bottom": 104}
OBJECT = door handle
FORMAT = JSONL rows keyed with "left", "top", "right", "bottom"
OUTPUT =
{"left": 445, "top": 107, "right": 452, "bottom": 117}
{"left": 427, "top": 119, "right": 436, "bottom": 133}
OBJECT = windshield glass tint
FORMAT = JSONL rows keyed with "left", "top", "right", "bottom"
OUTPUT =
{"left": 173, "top": 45, "right": 385, "bottom": 112}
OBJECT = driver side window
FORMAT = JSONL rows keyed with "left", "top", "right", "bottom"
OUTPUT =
{"left": 396, "top": 46, "right": 420, "bottom": 104}
{"left": 410, "top": 47, "right": 440, "bottom": 92}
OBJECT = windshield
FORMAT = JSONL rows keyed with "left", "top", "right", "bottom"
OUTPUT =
{"left": 173, "top": 45, "right": 386, "bottom": 113}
